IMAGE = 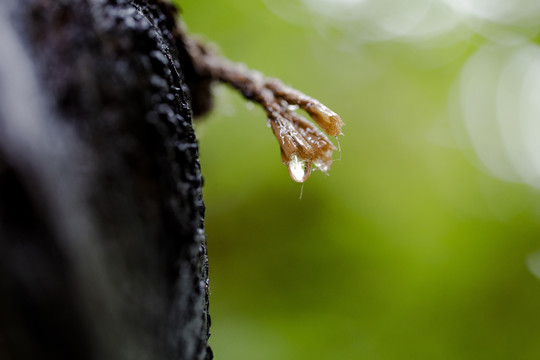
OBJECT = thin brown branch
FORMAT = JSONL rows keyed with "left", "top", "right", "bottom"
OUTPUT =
{"left": 182, "top": 32, "right": 343, "bottom": 183}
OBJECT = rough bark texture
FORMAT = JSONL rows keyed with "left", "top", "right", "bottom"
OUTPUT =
{"left": 0, "top": 0, "right": 211, "bottom": 359}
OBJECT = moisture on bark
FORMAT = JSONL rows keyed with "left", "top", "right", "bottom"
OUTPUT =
{"left": 0, "top": 1, "right": 212, "bottom": 359}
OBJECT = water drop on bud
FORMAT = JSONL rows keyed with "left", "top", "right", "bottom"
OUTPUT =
{"left": 314, "top": 160, "right": 330, "bottom": 174}
{"left": 287, "top": 154, "right": 312, "bottom": 183}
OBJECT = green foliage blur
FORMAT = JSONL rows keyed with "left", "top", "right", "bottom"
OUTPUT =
{"left": 178, "top": 0, "right": 540, "bottom": 358}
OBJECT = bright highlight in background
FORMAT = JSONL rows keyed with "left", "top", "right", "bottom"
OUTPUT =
{"left": 267, "top": 0, "right": 540, "bottom": 46}
{"left": 456, "top": 43, "right": 540, "bottom": 188}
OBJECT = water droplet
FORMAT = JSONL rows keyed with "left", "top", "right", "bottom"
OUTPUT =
{"left": 246, "top": 101, "right": 255, "bottom": 110}
{"left": 335, "top": 136, "right": 342, "bottom": 153}
{"left": 288, "top": 104, "right": 299, "bottom": 111}
{"left": 287, "top": 154, "right": 312, "bottom": 183}
{"left": 314, "top": 160, "right": 330, "bottom": 174}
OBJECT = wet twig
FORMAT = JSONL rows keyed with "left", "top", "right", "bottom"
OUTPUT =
{"left": 181, "top": 30, "right": 343, "bottom": 183}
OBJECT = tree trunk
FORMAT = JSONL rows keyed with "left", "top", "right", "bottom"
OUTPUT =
{"left": 0, "top": 0, "right": 211, "bottom": 359}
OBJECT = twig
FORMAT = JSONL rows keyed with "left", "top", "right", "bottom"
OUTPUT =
{"left": 183, "top": 32, "right": 343, "bottom": 183}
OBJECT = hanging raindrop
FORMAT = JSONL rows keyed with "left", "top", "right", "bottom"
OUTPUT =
{"left": 287, "top": 154, "right": 312, "bottom": 183}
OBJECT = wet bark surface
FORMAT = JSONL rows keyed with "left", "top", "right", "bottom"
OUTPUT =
{"left": 0, "top": 0, "right": 211, "bottom": 359}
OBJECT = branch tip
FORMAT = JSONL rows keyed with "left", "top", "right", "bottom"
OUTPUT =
{"left": 184, "top": 32, "right": 343, "bottom": 182}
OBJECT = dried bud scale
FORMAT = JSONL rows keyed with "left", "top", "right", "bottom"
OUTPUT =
{"left": 181, "top": 29, "right": 343, "bottom": 183}
{"left": 265, "top": 79, "right": 344, "bottom": 137}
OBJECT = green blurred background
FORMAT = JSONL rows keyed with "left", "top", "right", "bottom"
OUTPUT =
{"left": 177, "top": 0, "right": 540, "bottom": 359}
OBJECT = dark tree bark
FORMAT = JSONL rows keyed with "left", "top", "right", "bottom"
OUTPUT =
{"left": 0, "top": 0, "right": 211, "bottom": 359}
